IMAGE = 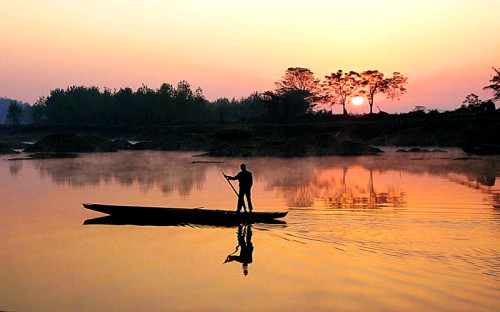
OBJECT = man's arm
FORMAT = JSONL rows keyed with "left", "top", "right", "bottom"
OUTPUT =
{"left": 224, "top": 173, "right": 237, "bottom": 181}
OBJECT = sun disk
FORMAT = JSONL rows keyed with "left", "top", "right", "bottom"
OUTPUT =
{"left": 351, "top": 96, "right": 364, "bottom": 106}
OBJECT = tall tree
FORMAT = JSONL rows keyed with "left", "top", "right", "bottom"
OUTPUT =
{"left": 32, "top": 96, "right": 47, "bottom": 124}
{"left": 483, "top": 66, "right": 500, "bottom": 102}
{"left": 113, "top": 87, "right": 136, "bottom": 125}
{"left": 322, "top": 70, "right": 362, "bottom": 115}
{"left": 157, "top": 83, "right": 175, "bottom": 123}
{"left": 272, "top": 67, "right": 320, "bottom": 118}
{"left": 360, "top": 70, "right": 407, "bottom": 114}
{"left": 360, "top": 70, "right": 386, "bottom": 115}
{"left": 275, "top": 67, "right": 319, "bottom": 94}
{"left": 385, "top": 72, "right": 408, "bottom": 103}
{"left": 6, "top": 100, "right": 23, "bottom": 125}
{"left": 135, "top": 84, "right": 156, "bottom": 124}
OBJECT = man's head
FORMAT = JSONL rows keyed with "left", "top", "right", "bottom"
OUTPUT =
{"left": 240, "top": 163, "right": 247, "bottom": 170}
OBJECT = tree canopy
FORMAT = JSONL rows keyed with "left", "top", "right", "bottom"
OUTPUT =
{"left": 9, "top": 65, "right": 500, "bottom": 126}
{"left": 6, "top": 100, "right": 23, "bottom": 125}
{"left": 262, "top": 67, "right": 321, "bottom": 120}
{"left": 483, "top": 67, "right": 500, "bottom": 102}
{"left": 322, "top": 70, "right": 363, "bottom": 115}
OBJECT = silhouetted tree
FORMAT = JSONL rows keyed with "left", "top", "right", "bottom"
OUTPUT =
{"left": 240, "top": 92, "right": 267, "bottom": 120}
{"left": 157, "top": 82, "right": 175, "bottom": 123}
{"left": 135, "top": 84, "right": 157, "bottom": 124}
{"left": 458, "top": 93, "right": 496, "bottom": 114}
{"left": 113, "top": 87, "right": 136, "bottom": 125}
{"left": 322, "top": 70, "right": 362, "bottom": 115}
{"left": 360, "top": 70, "right": 407, "bottom": 114}
{"left": 192, "top": 86, "right": 209, "bottom": 122}
{"left": 210, "top": 98, "right": 231, "bottom": 124}
{"left": 483, "top": 66, "right": 500, "bottom": 102}
{"left": 261, "top": 91, "right": 283, "bottom": 120}
{"left": 385, "top": 72, "right": 408, "bottom": 102}
{"left": 32, "top": 96, "right": 47, "bottom": 124}
{"left": 276, "top": 67, "right": 319, "bottom": 94}
{"left": 269, "top": 67, "right": 320, "bottom": 119}
{"left": 100, "top": 87, "right": 114, "bottom": 124}
{"left": 44, "top": 85, "right": 105, "bottom": 124}
{"left": 6, "top": 100, "right": 23, "bottom": 125}
{"left": 462, "top": 93, "right": 482, "bottom": 107}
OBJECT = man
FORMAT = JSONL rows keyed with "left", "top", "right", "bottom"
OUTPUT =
{"left": 224, "top": 224, "right": 254, "bottom": 276}
{"left": 224, "top": 163, "right": 253, "bottom": 213}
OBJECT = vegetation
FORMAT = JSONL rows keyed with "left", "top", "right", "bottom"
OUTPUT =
{"left": 6, "top": 100, "right": 24, "bottom": 125}
{"left": 4, "top": 66, "right": 499, "bottom": 127}
{"left": 483, "top": 67, "right": 500, "bottom": 102}
{"left": 322, "top": 70, "right": 363, "bottom": 115}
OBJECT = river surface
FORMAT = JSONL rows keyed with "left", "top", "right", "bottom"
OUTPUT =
{"left": 1, "top": 149, "right": 499, "bottom": 311}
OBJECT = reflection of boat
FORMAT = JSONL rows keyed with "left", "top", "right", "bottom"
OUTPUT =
{"left": 463, "top": 144, "right": 500, "bottom": 155}
{"left": 82, "top": 203, "right": 287, "bottom": 226}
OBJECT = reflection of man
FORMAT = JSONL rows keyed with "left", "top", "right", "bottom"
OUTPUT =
{"left": 224, "top": 163, "right": 253, "bottom": 213}
{"left": 224, "top": 225, "right": 254, "bottom": 276}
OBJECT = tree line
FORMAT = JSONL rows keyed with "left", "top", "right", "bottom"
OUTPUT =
{"left": 3, "top": 66, "right": 499, "bottom": 125}
{"left": 266, "top": 67, "right": 408, "bottom": 117}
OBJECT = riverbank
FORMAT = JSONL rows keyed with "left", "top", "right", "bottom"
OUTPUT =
{"left": 1, "top": 113, "right": 499, "bottom": 156}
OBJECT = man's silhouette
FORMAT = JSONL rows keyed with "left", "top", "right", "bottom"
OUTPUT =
{"left": 225, "top": 163, "right": 253, "bottom": 213}
{"left": 224, "top": 225, "right": 254, "bottom": 276}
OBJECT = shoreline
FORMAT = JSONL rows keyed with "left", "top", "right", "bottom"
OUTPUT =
{"left": 1, "top": 114, "right": 499, "bottom": 157}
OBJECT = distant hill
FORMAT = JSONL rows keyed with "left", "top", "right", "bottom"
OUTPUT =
{"left": 0, "top": 97, "right": 33, "bottom": 124}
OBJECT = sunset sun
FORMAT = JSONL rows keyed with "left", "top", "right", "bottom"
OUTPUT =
{"left": 351, "top": 96, "right": 364, "bottom": 106}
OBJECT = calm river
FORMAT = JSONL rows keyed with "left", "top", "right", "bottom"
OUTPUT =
{"left": 1, "top": 149, "right": 499, "bottom": 311}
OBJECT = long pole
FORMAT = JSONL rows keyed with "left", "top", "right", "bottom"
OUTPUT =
{"left": 222, "top": 172, "right": 246, "bottom": 210}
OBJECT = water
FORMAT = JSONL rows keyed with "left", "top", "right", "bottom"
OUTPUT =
{"left": 1, "top": 150, "right": 499, "bottom": 311}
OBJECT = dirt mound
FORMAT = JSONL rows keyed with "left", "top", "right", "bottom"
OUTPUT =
{"left": 24, "top": 133, "right": 117, "bottom": 153}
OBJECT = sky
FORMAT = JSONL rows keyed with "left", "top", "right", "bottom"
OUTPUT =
{"left": 1, "top": 0, "right": 499, "bottom": 113}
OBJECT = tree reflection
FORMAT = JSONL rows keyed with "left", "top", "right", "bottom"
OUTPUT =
{"left": 8, "top": 160, "right": 22, "bottom": 176}
{"left": 32, "top": 151, "right": 208, "bottom": 197}
{"left": 449, "top": 173, "right": 500, "bottom": 210}
{"left": 315, "top": 167, "right": 405, "bottom": 209}
{"left": 13, "top": 149, "right": 499, "bottom": 210}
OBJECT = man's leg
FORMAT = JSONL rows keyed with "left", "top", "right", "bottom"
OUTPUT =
{"left": 237, "top": 192, "right": 245, "bottom": 212}
{"left": 245, "top": 190, "right": 253, "bottom": 212}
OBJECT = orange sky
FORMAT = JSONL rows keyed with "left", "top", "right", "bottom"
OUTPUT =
{"left": 1, "top": 0, "right": 499, "bottom": 113}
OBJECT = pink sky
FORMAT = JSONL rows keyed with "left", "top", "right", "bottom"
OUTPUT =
{"left": 1, "top": 0, "right": 498, "bottom": 113}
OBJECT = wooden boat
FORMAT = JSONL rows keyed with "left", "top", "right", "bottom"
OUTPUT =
{"left": 82, "top": 203, "right": 287, "bottom": 226}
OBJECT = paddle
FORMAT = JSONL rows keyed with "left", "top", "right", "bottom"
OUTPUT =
{"left": 222, "top": 171, "right": 247, "bottom": 210}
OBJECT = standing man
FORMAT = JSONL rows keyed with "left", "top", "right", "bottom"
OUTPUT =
{"left": 224, "top": 163, "right": 253, "bottom": 213}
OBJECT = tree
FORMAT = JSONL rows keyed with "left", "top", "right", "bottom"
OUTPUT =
{"left": 275, "top": 67, "right": 319, "bottom": 95}
{"left": 6, "top": 100, "right": 23, "bottom": 125}
{"left": 458, "top": 93, "right": 495, "bottom": 114}
{"left": 360, "top": 70, "right": 386, "bottom": 115}
{"left": 322, "top": 70, "right": 362, "bottom": 115}
{"left": 192, "top": 86, "right": 208, "bottom": 121}
{"left": 462, "top": 93, "right": 482, "bottom": 107}
{"left": 32, "top": 96, "right": 47, "bottom": 124}
{"left": 157, "top": 83, "right": 175, "bottom": 123}
{"left": 271, "top": 67, "right": 320, "bottom": 118}
{"left": 360, "top": 70, "right": 408, "bottom": 114}
{"left": 483, "top": 66, "right": 500, "bottom": 102}
{"left": 113, "top": 87, "right": 136, "bottom": 125}
{"left": 135, "top": 84, "right": 157, "bottom": 124}
{"left": 240, "top": 92, "right": 267, "bottom": 120}
{"left": 385, "top": 72, "right": 408, "bottom": 102}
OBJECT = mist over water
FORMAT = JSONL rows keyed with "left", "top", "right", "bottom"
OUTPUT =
{"left": 1, "top": 150, "right": 499, "bottom": 311}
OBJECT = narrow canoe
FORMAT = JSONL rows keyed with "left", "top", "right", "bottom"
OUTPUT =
{"left": 82, "top": 203, "right": 287, "bottom": 225}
